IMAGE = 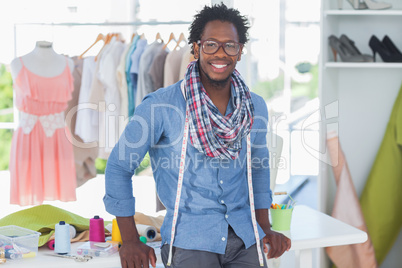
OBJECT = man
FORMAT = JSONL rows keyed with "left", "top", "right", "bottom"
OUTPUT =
{"left": 104, "top": 4, "right": 291, "bottom": 268}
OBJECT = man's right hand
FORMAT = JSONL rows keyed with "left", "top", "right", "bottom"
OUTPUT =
{"left": 119, "top": 240, "right": 157, "bottom": 268}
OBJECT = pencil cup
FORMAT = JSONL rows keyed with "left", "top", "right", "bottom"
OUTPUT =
{"left": 270, "top": 208, "right": 293, "bottom": 231}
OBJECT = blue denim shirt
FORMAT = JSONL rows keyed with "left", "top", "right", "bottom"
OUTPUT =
{"left": 103, "top": 80, "right": 272, "bottom": 254}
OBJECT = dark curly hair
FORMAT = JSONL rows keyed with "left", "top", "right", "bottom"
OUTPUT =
{"left": 188, "top": 3, "right": 250, "bottom": 55}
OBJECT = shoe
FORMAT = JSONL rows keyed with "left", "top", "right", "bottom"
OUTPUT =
{"left": 339, "top": 34, "right": 373, "bottom": 62}
{"left": 368, "top": 35, "right": 402, "bottom": 62}
{"left": 382, "top": 35, "right": 402, "bottom": 56}
{"left": 363, "top": 0, "right": 392, "bottom": 10}
{"left": 346, "top": 0, "right": 368, "bottom": 10}
{"left": 328, "top": 35, "right": 366, "bottom": 62}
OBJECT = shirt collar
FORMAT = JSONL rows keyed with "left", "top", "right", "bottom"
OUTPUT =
{"left": 225, "top": 82, "right": 237, "bottom": 116}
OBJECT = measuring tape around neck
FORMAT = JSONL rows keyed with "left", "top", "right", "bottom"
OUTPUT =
{"left": 247, "top": 134, "right": 264, "bottom": 266}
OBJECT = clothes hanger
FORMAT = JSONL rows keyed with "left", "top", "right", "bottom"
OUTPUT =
{"left": 131, "top": 32, "right": 136, "bottom": 42}
{"left": 109, "top": 33, "right": 116, "bottom": 42}
{"left": 114, "top": 33, "right": 120, "bottom": 42}
{"left": 104, "top": 33, "right": 112, "bottom": 44}
{"left": 79, "top": 33, "right": 105, "bottom": 59}
{"left": 173, "top": 33, "right": 186, "bottom": 50}
{"left": 155, "top": 32, "right": 163, "bottom": 43}
{"left": 115, "top": 32, "right": 124, "bottom": 43}
{"left": 95, "top": 33, "right": 112, "bottom": 61}
{"left": 163, "top": 33, "right": 176, "bottom": 50}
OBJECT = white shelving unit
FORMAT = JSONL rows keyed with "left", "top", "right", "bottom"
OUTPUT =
{"left": 319, "top": 0, "right": 402, "bottom": 267}
{"left": 324, "top": 9, "right": 402, "bottom": 15}
{"left": 319, "top": 0, "right": 402, "bottom": 210}
{"left": 325, "top": 62, "right": 402, "bottom": 68}
{"left": 319, "top": 0, "right": 402, "bottom": 207}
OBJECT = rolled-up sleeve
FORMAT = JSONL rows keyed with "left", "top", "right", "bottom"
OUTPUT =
{"left": 103, "top": 94, "right": 163, "bottom": 216}
{"left": 103, "top": 150, "right": 136, "bottom": 216}
{"left": 250, "top": 96, "right": 272, "bottom": 209}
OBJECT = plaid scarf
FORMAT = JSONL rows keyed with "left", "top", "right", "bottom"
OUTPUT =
{"left": 184, "top": 61, "right": 254, "bottom": 160}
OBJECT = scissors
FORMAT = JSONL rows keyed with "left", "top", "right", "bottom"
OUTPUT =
{"left": 45, "top": 253, "right": 93, "bottom": 262}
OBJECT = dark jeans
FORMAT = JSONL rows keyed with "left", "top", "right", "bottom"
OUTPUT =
{"left": 161, "top": 226, "right": 268, "bottom": 268}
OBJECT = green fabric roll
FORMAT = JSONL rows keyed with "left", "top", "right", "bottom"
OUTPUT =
{"left": 360, "top": 84, "right": 402, "bottom": 265}
{"left": 0, "top": 205, "right": 109, "bottom": 247}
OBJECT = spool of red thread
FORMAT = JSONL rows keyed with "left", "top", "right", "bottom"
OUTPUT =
{"left": 47, "top": 239, "right": 55, "bottom": 250}
{"left": 89, "top": 215, "right": 105, "bottom": 242}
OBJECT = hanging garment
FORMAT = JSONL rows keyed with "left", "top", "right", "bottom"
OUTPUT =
{"left": 75, "top": 56, "right": 99, "bottom": 143}
{"left": 127, "top": 35, "right": 141, "bottom": 117}
{"left": 326, "top": 132, "right": 377, "bottom": 268}
{"left": 149, "top": 47, "right": 168, "bottom": 91}
{"left": 66, "top": 56, "right": 98, "bottom": 188}
{"left": 135, "top": 41, "right": 164, "bottom": 107}
{"left": 360, "top": 83, "right": 402, "bottom": 265}
{"left": 9, "top": 57, "right": 77, "bottom": 206}
{"left": 98, "top": 39, "right": 126, "bottom": 152}
{"left": 163, "top": 45, "right": 186, "bottom": 88}
{"left": 116, "top": 44, "right": 132, "bottom": 121}
{"left": 88, "top": 48, "right": 108, "bottom": 159}
{"left": 178, "top": 44, "right": 195, "bottom": 80}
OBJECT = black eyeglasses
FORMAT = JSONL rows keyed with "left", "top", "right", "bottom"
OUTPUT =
{"left": 198, "top": 40, "right": 243, "bottom": 56}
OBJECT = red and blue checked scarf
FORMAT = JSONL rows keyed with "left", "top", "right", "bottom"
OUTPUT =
{"left": 184, "top": 61, "right": 254, "bottom": 160}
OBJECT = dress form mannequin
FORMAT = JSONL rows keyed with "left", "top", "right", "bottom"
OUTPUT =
{"left": 9, "top": 41, "right": 76, "bottom": 206}
{"left": 9, "top": 41, "right": 77, "bottom": 206}
{"left": 10, "top": 41, "right": 74, "bottom": 80}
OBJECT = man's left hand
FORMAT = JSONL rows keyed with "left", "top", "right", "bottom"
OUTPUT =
{"left": 262, "top": 229, "right": 291, "bottom": 259}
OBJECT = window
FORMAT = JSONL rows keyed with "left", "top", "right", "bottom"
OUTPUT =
{"left": 234, "top": 0, "right": 321, "bottom": 186}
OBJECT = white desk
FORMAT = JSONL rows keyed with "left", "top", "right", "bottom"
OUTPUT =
{"left": 5, "top": 205, "right": 367, "bottom": 268}
{"left": 5, "top": 242, "right": 164, "bottom": 268}
{"left": 276, "top": 205, "right": 368, "bottom": 268}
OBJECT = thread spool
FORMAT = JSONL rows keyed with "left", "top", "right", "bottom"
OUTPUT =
{"left": 136, "top": 224, "right": 157, "bottom": 242}
{"left": 54, "top": 221, "right": 71, "bottom": 254}
{"left": 48, "top": 225, "right": 75, "bottom": 250}
{"left": 0, "top": 248, "right": 5, "bottom": 264}
{"left": 89, "top": 215, "right": 105, "bottom": 242}
{"left": 111, "top": 218, "right": 122, "bottom": 244}
{"left": 47, "top": 240, "right": 55, "bottom": 250}
{"left": 139, "top": 236, "right": 147, "bottom": 244}
{"left": 69, "top": 225, "right": 76, "bottom": 239}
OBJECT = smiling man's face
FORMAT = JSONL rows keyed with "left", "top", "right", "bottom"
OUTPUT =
{"left": 193, "top": 20, "right": 243, "bottom": 89}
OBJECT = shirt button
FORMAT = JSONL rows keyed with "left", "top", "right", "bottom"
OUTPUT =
{"left": 220, "top": 180, "right": 223, "bottom": 184}
{"left": 222, "top": 237, "right": 226, "bottom": 241}
{"left": 225, "top": 214, "right": 229, "bottom": 219}
{"left": 221, "top": 200, "right": 225, "bottom": 204}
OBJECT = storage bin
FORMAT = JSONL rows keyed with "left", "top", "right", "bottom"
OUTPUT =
{"left": 0, "top": 225, "right": 41, "bottom": 260}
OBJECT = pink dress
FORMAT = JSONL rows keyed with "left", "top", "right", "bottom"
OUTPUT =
{"left": 9, "top": 57, "right": 77, "bottom": 206}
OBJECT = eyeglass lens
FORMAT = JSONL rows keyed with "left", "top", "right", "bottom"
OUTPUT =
{"left": 202, "top": 40, "right": 240, "bottom": 56}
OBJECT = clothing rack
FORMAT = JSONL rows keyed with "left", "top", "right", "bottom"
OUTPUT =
{"left": 13, "top": 21, "right": 192, "bottom": 58}
{"left": 10, "top": 20, "right": 191, "bottom": 129}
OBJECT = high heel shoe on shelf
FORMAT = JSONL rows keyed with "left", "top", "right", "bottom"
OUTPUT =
{"left": 363, "top": 0, "right": 392, "bottom": 10}
{"left": 339, "top": 34, "right": 373, "bottom": 62}
{"left": 382, "top": 35, "right": 402, "bottom": 56}
{"left": 346, "top": 0, "right": 368, "bottom": 10}
{"left": 346, "top": 0, "right": 392, "bottom": 10}
{"left": 328, "top": 35, "right": 367, "bottom": 62}
{"left": 368, "top": 35, "right": 402, "bottom": 62}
